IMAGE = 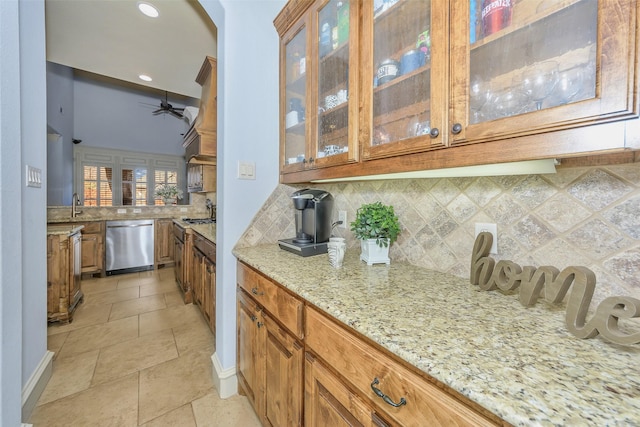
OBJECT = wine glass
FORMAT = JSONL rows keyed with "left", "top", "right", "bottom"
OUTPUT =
{"left": 469, "top": 78, "right": 493, "bottom": 124}
{"left": 493, "top": 87, "right": 527, "bottom": 118}
{"left": 556, "top": 67, "right": 584, "bottom": 105}
{"left": 519, "top": 61, "right": 559, "bottom": 110}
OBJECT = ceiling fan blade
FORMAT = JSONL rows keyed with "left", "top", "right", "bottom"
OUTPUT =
{"left": 172, "top": 107, "right": 185, "bottom": 111}
{"left": 169, "top": 110, "right": 184, "bottom": 118}
{"left": 152, "top": 109, "right": 163, "bottom": 114}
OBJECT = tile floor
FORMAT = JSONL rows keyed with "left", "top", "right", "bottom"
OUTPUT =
{"left": 29, "top": 267, "right": 261, "bottom": 427}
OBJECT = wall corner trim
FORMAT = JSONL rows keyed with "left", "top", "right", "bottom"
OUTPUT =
{"left": 22, "top": 350, "right": 54, "bottom": 422}
{"left": 211, "top": 352, "right": 237, "bottom": 399}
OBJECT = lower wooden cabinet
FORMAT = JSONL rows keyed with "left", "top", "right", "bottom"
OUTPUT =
{"left": 305, "top": 352, "right": 380, "bottom": 427}
{"left": 237, "top": 263, "right": 304, "bottom": 427}
{"left": 155, "top": 219, "right": 175, "bottom": 268}
{"left": 47, "top": 231, "right": 83, "bottom": 323}
{"left": 56, "top": 221, "right": 104, "bottom": 277}
{"left": 305, "top": 307, "right": 497, "bottom": 427}
{"left": 236, "top": 260, "right": 500, "bottom": 426}
{"left": 173, "top": 223, "right": 191, "bottom": 303}
{"left": 188, "top": 231, "right": 216, "bottom": 337}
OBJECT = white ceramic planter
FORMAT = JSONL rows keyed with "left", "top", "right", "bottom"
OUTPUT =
{"left": 360, "top": 238, "right": 390, "bottom": 265}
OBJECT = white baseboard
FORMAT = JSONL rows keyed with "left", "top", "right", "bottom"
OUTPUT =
{"left": 211, "top": 352, "right": 237, "bottom": 399}
{"left": 22, "top": 350, "right": 54, "bottom": 422}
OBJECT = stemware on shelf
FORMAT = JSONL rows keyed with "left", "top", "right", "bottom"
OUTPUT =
{"left": 469, "top": 78, "right": 493, "bottom": 124}
{"left": 519, "top": 61, "right": 559, "bottom": 110}
{"left": 556, "top": 67, "right": 584, "bottom": 105}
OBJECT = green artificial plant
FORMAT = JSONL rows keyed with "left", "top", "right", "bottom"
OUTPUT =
{"left": 350, "top": 201, "right": 401, "bottom": 248}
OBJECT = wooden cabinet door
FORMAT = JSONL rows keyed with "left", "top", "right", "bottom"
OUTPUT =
{"left": 450, "top": 0, "right": 638, "bottom": 149}
{"left": 70, "top": 232, "right": 82, "bottom": 305}
{"left": 305, "top": 352, "right": 379, "bottom": 427}
{"left": 173, "top": 235, "right": 184, "bottom": 291}
{"left": 263, "top": 313, "right": 304, "bottom": 427}
{"left": 155, "top": 219, "right": 174, "bottom": 266}
{"left": 203, "top": 256, "right": 216, "bottom": 338}
{"left": 80, "top": 232, "right": 103, "bottom": 275}
{"left": 190, "top": 246, "right": 204, "bottom": 306}
{"left": 237, "top": 289, "right": 266, "bottom": 419}
{"left": 359, "top": 0, "right": 447, "bottom": 160}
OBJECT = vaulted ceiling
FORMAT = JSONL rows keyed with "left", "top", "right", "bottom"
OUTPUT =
{"left": 45, "top": 0, "right": 217, "bottom": 99}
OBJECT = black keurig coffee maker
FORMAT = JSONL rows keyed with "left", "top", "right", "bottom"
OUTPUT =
{"left": 278, "top": 189, "right": 334, "bottom": 257}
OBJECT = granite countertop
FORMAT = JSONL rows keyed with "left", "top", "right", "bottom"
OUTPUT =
{"left": 233, "top": 244, "right": 640, "bottom": 426}
{"left": 173, "top": 219, "right": 216, "bottom": 244}
{"left": 47, "top": 224, "right": 84, "bottom": 236}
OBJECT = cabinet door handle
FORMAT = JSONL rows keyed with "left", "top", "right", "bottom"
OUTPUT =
{"left": 370, "top": 378, "right": 407, "bottom": 408}
{"left": 429, "top": 127, "right": 439, "bottom": 138}
{"left": 250, "top": 315, "right": 257, "bottom": 322}
{"left": 309, "top": 157, "right": 314, "bottom": 163}
{"left": 451, "top": 123, "right": 462, "bottom": 134}
{"left": 257, "top": 321, "right": 264, "bottom": 328}
{"left": 251, "top": 287, "right": 264, "bottom": 296}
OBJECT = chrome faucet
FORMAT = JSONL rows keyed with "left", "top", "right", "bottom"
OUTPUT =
{"left": 71, "top": 192, "right": 83, "bottom": 218}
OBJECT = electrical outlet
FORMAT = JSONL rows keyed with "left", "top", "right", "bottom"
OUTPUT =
{"left": 133, "top": 208, "right": 142, "bottom": 214}
{"left": 338, "top": 211, "right": 347, "bottom": 229}
{"left": 117, "top": 209, "right": 126, "bottom": 214}
{"left": 475, "top": 223, "right": 498, "bottom": 254}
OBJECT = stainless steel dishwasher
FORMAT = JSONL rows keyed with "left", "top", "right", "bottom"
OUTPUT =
{"left": 106, "top": 219, "right": 154, "bottom": 275}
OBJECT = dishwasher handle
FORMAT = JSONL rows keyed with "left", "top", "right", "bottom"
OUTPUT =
{"left": 107, "top": 223, "right": 153, "bottom": 229}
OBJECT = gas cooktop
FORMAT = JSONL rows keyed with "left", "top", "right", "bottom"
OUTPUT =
{"left": 182, "top": 218, "right": 216, "bottom": 224}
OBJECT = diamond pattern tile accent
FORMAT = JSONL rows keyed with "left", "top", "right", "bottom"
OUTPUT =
{"left": 235, "top": 165, "right": 640, "bottom": 301}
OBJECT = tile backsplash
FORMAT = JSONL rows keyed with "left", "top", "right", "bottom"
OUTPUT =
{"left": 236, "top": 163, "right": 640, "bottom": 307}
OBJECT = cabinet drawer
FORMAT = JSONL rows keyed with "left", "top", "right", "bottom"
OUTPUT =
{"left": 193, "top": 232, "right": 216, "bottom": 261}
{"left": 80, "top": 221, "right": 104, "bottom": 234}
{"left": 305, "top": 306, "right": 497, "bottom": 427}
{"left": 237, "top": 262, "right": 303, "bottom": 339}
{"left": 173, "top": 223, "right": 185, "bottom": 242}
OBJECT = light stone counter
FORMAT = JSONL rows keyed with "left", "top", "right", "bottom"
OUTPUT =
{"left": 172, "top": 220, "right": 216, "bottom": 244}
{"left": 233, "top": 244, "right": 640, "bottom": 426}
{"left": 47, "top": 224, "right": 84, "bottom": 236}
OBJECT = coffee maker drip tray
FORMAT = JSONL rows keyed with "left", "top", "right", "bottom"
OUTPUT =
{"left": 278, "top": 238, "right": 328, "bottom": 257}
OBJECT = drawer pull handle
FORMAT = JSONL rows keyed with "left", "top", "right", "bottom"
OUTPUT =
{"left": 257, "top": 321, "right": 264, "bottom": 328}
{"left": 370, "top": 378, "right": 407, "bottom": 408}
{"left": 251, "top": 287, "right": 264, "bottom": 296}
{"left": 250, "top": 315, "right": 257, "bottom": 322}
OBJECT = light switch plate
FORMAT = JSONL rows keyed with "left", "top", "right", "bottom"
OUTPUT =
{"left": 237, "top": 161, "right": 256, "bottom": 180}
{"left": 133, "top": 208, "right": 142, "bottom": 213}
{"left": 117, "top": 209, "right": 127, "bottom": 214}
{"left": 26, "top": 165, "right": 42, "bottom": 188}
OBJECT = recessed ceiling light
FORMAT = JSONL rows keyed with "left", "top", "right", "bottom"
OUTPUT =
{"left": 138, "top": 74, "right": 153, "bottom": 82}
{"left": 137, "top": 2, "right": 159, "bottom": 18}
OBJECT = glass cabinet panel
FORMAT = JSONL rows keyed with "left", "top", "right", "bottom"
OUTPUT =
{"left": 283, "top": 25, "right": 307, "bottom": 168}
{"left": 469, "top": 0, "right": 597, "bottom": 125}
{"left": 316, "top": 0, "right": 351, "bottom": 162}
{"left": 371, "top": 1, "right": 432, "bottom": 147}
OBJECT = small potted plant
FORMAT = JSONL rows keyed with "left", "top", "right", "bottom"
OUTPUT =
{"left": 350, "top": 201, "right": 401, "bottom": 265}
{"left": 154, "top": 184, "right": 183, "bottom": 205}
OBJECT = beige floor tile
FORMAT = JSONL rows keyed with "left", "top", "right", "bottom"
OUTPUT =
{"left": 140, "top": 280, "right": 182, "bottom": 298}
{"left": 47, "top": 331, "right": 69, "bottom": 358}
{"left": 117, "top": 274, "right": 158, "bottom": 289}
{"left": 37, "top": 349, "right": 99, "bottom": 406}
{"left": 109, "top": 294, "right": 167, "bottom": 321}
{"left": 92, "top": 329, "right": 178, "bottom": 386}
{"left": 192, "top": 392, "right": 262, "bottom": 427}
{"left": 29, "top": 373, "right": 139, "bottom": 427}
{"left": 139, "top": 403, "right": 196, "bottom": 427}
{"left": 153, "top": 267, "right": 176, "bottom": 283}
{"left": 139, "top": 303, "right": 203, "bottom": 336}
{"left": 81, "top": 276, "right": 119, "bottom": 295}
{"left": 138, "top": 348, "right": 214, "bottom": 424}
{"left": 47, "top": 303, "right": 112, "bottom": 336}
{"left": 83, "top": 286, "right": 140, "bottom": 306}
{"left": 173, "top": 316, "right": 214, "bottom": 355}
{"left": 164, "top": 290, "right": 186, "bottom": 307}
{"left": 57, "top": 316, "right": 139, "bottom": 358}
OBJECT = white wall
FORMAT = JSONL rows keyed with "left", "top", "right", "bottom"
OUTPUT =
{"left": 46, "top": 62, "right": 74, "bottom": 206}
{"left": 198, "top": 0, "right": 284, "bottom": 372}
{"left": 73, "top": 74, "right": 197, "bottom": 156}
{"left": 0, "top": 1, "right": 25, "bottom": 424}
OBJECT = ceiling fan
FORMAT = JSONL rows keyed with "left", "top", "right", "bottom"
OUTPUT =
{"left": 153, "top": 91, "right": 184, "bottom": 118}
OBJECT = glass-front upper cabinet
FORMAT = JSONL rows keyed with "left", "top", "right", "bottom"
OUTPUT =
{"left": 360, "top": 0, "right": 447, "bottom": 160}
{"left": 450, "top": 0, "right": 638, "bottom": 144}
{"left": 313, "top": 0, "right": 359, "bottom": 168}
{"left": 281, "top": 20, "right": 309, "bottom": 173}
